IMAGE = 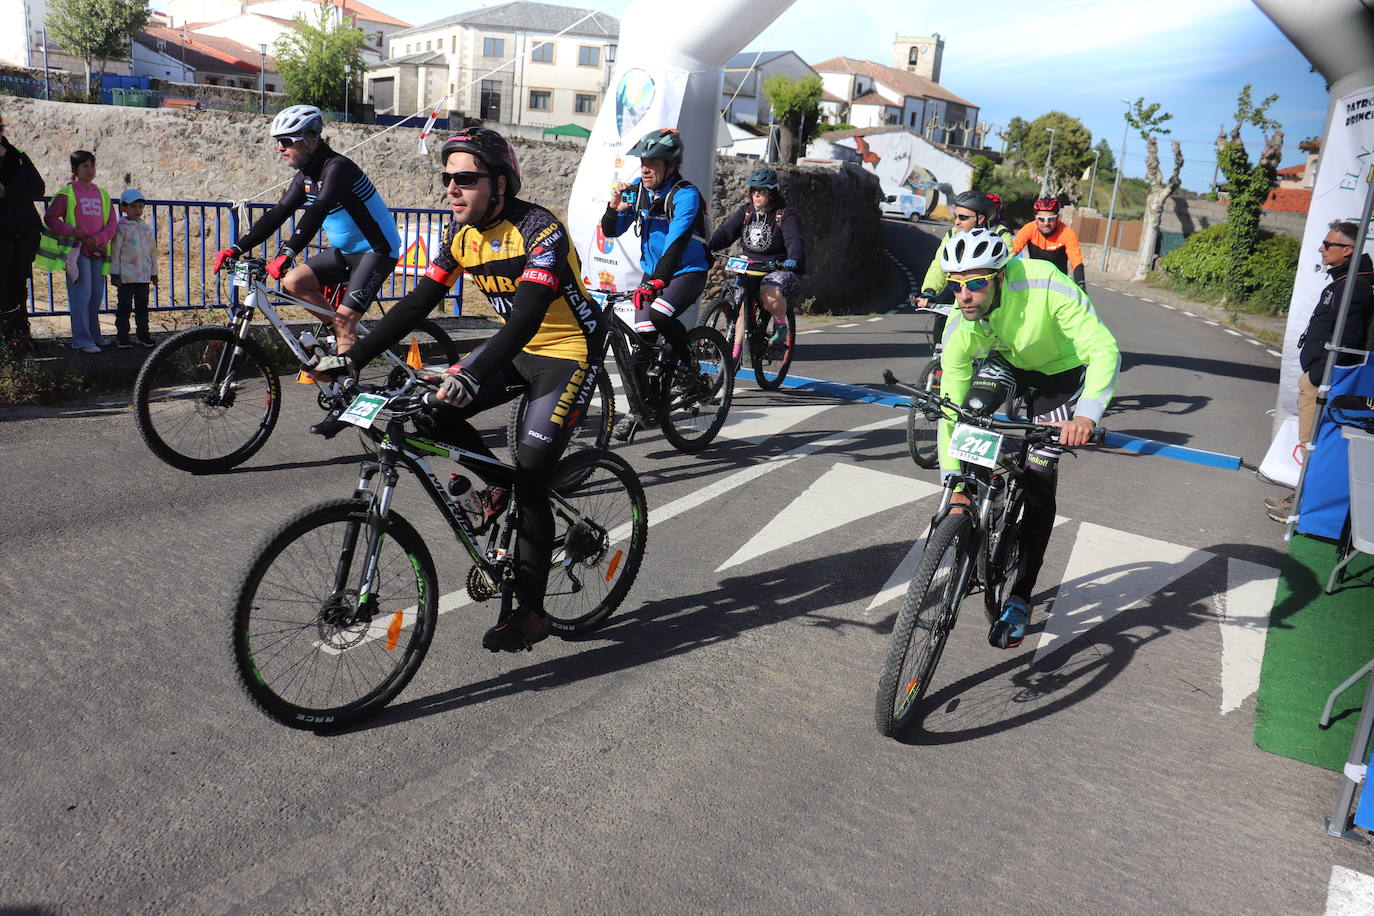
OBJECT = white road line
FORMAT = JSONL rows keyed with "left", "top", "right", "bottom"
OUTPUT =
{"left": 718, "top": 462, "right": 938, "bottom": 571}
{"left": 719, "top": 403, "right": 835, "bottom": 444}
{"left": 1247, "top": 339, "right": 1263, "bottom": 346}
{"left": 866, "top": 316, "right": 885, "bottom": 323}
{"left": 1267, "top": 349, "right": 1282, "bottom": 357}
{"left": 1217, "top": 558, "right": 1278, "bottom": 715}
{"left": 1204, "top": 320, "right": 1220, "bottom": 326}
{"left": 1158, "top": 303, "right": 1177, "bottom": 310}
{"left": 837, "top": 323, "right": 859, "bottom": 328}
{"left": 800, "top": 329, "right": 824, "bottom": 335}
{"left": 1140, "top": 298, "right": 1156, "bottom": 303}
{"left": 1224, "top": 328, "right": 1243, "bottom": 337}
{"left": 1327, "top": 866, "right": 1374, "bottom": 915}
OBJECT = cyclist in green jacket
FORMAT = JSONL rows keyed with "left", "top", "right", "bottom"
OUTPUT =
{"left": 935, "top": 228, "right": 1120, "bottom": 649}
{"left": 913, "top": 190, "right": 1015, "bottom": 342}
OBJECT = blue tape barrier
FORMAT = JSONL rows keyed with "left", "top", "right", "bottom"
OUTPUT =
{"left": 734, "top": 368, "right": 1244, "bottom": 470}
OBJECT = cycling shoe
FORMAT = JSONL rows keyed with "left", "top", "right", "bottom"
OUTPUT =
{"left": 988, "top": 597, "right": 1030, "bottom": 649}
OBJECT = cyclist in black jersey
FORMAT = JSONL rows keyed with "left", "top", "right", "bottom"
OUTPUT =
{"left": 212, "top": 105, "right": 402, "bottom": 364}
{"left": 319, "top": 128, "right": 606, "bottom": 653}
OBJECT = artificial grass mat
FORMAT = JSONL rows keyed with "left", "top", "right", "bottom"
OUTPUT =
{"left": 1254, "top": 534, "right": 1374, "bottom": 771}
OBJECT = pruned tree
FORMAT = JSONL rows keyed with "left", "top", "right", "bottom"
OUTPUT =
{"left": 46, "top": 0, "right": 150, "bottom": 97}
{"left": 273, "top": 0, "right": 369, "bottom": 111}
{"left": 762, "top": 73, "right": 822, "bottom": 165}
{"left": 1215, "top": 84, "right": 1284, "bottom": 300}
{"left": 1125, "top": 97, "right": 1182, "bottom": 281}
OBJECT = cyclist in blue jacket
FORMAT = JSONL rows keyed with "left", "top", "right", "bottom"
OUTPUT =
{"left": 601, "top": 128, "right": 710, "bottom": 439}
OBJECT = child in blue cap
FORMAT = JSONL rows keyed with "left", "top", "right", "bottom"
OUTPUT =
{"left": 110, "top": 188, "right": 158, "bottom": 347}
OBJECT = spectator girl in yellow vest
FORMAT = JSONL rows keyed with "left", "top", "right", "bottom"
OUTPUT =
{"left": 39, "top": 150, "right": 116, "bottom": 353}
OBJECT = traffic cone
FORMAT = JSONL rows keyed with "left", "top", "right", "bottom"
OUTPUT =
{"left": 405, "top": 336, "right": 423, "bottom": 370}
{"left": 296, "top": 368, "right": 314, "bottom": 384}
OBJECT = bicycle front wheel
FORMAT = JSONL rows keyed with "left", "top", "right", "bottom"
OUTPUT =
{"left": 229, "top": 499, "right": 439, "bottom": 730}
{"left": 659, "top": 326, "right": 734, "bottom": 453}
{"left": 875, "top": 513, "right": 972, "bottom": 737}
{"left": 133, "top": 325, "right": 281, "bottom": 474}
{"left": 506, "top": 364, "right": 616, "bottom": 464}
{"left": 545, "top": 449, "right": 648, "bottom": 635}
{"left": 355, "top": 318, "right": 461, "bottom": 388}
{"left": 698, "top": 297, "right": 742, "bottom": 373}
{"left": 751, "top": 299, "right": 795, "bottom": 390}
{"left": 905, "top": 356, "right": 943, "bottom": 470}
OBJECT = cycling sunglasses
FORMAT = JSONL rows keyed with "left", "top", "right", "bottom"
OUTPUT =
{"left": 1035, "top": 215, "right": 1059, "bottom": 222}
{"left": 274, "top": 136, "right": 304, "bottom": 149}
{"left": 947, "top": 272, "right": 998, "bottom": 294}
{"left": 440, "top": 170, "right": 493, "bottom": 188}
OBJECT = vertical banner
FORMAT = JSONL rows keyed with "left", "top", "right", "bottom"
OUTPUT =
{"left": 1261, "top": 83, "right": 1374, "bottom": 485}
{"left": 564, "top": 0, "right": 798, "bottom": 298}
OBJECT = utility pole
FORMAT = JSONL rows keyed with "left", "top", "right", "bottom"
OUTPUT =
{"left": 1100, "top": 98, "right": 1131, "bottom": 271}
{"left": 1041, "top": 126, "right": 1056, "bottom": 197}
{"left": 1086, "top": 148, "right": 1101, "bottom": 212}
{"left": 258, "top": 43, "right": 267, "bottom": 114}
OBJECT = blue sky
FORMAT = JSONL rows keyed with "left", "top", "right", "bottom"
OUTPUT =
{"left": 385, "top": 0, "right": 1329, "bottom": 192}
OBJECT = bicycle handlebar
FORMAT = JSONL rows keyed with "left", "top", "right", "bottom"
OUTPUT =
{"left": 882, "top": 368, "right": 1107, "bottom": 446}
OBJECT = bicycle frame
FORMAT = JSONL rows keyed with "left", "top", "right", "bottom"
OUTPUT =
{"left": 598, "top": 291, "right": 670, "bottom": 422}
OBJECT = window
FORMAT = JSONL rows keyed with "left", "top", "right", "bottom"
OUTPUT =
{"left": 425, "top": 40, "right": 432, "bottom": 51}
{"left": 528, "top": 89, "right": 550, "bottom": 111}
{"left": 575, "top": 93, "right": 596, "bottom": 114}
{"left": 451, "top": 36, "right": 456, "bottom": 53}
{"left": 909, "top": 111, "right": 916, "bottom": 127}
{"left": 530, "top": 42, "right": 553, "bottom": 63}
{"left": 578, "top": 45, "right": 599, "bottom": 67}
{"left": 908, "top": 46, "right": 919, "bottom": 65}
{"left": 480, "top": 79, "right": 502, "bottom": 120}
{"left": 483, "top": 37, "right": 504, "bottom": 57}
{"left": 372, "top": 76, "right": 394, "bottom": 111}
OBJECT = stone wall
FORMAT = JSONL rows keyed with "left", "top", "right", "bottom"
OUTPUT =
{"left": 3, "top": 97, "right": 885, "bottom": 311}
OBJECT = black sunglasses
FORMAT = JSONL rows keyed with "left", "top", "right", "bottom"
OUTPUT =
{"left": 441, "top": 170, "right": 492, "bottom": 188}
{"left": 274, "top": 136, "right": 304, "bottom": 149}
{"left": 1321, "top": 240, "right": 1353, "bottom": 250}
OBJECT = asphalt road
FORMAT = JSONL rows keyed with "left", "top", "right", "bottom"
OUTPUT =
{"left": 3, "top": 227, "right": 1369, "bottom": 913}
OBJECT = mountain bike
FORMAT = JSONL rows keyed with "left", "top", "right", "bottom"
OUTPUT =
{"left": 874, "top": 368, "right": 1105, "bottom": 737}
{"left": 905, "top": 301, "right": 952, "bottom": 469}
{"left": 133, "top": 255, "right": 460, "bottom": 474}
{"left": 600, "top": 289, "right": 734, "bottom": 452}
{"left": 228, "top": 375, "right": 648, "bottom": 730}
{"left": 504, "top": 365, "right": 616, "bottom": 464}
{"left": 698, "top": 256, "right": 795, "bottom": 390}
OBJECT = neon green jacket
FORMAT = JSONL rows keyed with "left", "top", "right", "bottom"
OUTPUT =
{"left": 937, "top": 257, "right": 1120, "bottom": 471}
{"left": 919, "top": 222, "right": 1015, "bottom": 294}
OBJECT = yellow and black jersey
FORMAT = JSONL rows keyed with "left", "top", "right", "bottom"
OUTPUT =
{"left": 425, "top": 199, "right": 604, "bottom": 363}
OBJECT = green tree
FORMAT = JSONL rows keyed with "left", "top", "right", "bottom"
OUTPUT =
{"left": 762, "top": 73, "right": 822, "bottom": 165}
{"left": 1020, "top": 111, "right": 1092, "bottom": 201}
{"left": 999, "top": 116, "right": 1030, "bottom": 164}
{"left": 970, "top": 154, "right": 995, "bottom": 191}
{"left": 273, "top": 0, "right": 369, "bottom": 112}
{"left": 1124, "top": 96, "right": 1183, "bottom": 281}
{"left": 45, "top": 0, "right": 150, "bottom": 97}
{"left": 1093, "top": 138, "right": 1116, "bottom": 175}
{"left": 1215, "top": 84, "right": 1283, "bottom": 300}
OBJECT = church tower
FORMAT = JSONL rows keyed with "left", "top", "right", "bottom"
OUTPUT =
{"left": 893, "top": 34, "right": 943, "bottom": 83}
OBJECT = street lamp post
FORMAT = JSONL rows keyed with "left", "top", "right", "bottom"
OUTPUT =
{"left": 258, "top": 43, "right": 266, "bottom": 114}
{"left": 1041, "top": 126, "right": 1056, "bottom": 196}
{"left": 1086, "top": 148, "right": 1101, "bottom": 212}
{"left": 343, "top": 59, "right": 350, "bottom": 122}
{"left": 1099, "top": 98, "right": 1131, "bottom": 271}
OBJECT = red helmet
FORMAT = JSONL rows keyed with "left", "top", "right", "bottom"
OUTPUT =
{"left": 985, "top": 193, "right": 1002, "bottom": 209}
{"left": 1033, "top": 197, "right": 1061, "bottom": 214}
{"left": 441, "top": 128, "right": 522, "bottom": 196}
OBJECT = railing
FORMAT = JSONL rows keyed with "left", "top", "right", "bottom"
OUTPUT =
{"left": 26, "top": 197, "right": 460, "bottom": 317}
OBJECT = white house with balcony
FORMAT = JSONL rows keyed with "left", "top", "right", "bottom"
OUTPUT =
{"left": 367, "top": 1, "right": 618, "bottom": 131}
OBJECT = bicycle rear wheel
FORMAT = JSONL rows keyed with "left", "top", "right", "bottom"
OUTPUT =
{"left": 133, "top": 325, "right": 281, "bottom": 474}
{"left": 229, "top": 499, "right": 439, "bottom": 730}
{"left": 507, "top": 364, "right": 616, "bottom": 464}
{"left": 750, "top": 299, "right": 795, "bottom": 390}
{"left": 355, "top": 318, "right": 460, "bottom": 388}
{"left": 982, "top": 500, "right": 1024, "bottom": 623}
{"left": 875, "top": 513, "right": 972, "bottom": 737}
{"left": 659, "top": 326, "right": 734, "bottom": 453}
{"left": 544, "top": 449, "right": 648, "bottom": 634}
{"left": 905, "top": 356, "right": 943, "bottom": 469}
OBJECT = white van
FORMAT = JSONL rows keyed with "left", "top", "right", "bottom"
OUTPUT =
{"left": 879, "top": 185, "right": 925, "bottom": 221}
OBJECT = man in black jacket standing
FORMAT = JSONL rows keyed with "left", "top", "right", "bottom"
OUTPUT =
{"left": 1268, "top": 219, "right": 1373, "bottom": 521}
{"left": 0, "top": 116, "right": 46, "bottom": 354}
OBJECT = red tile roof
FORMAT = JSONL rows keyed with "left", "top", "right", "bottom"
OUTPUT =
{"left": 851, "top": 91, "right": 897, "bottom": 108}
{"left": 1261, "top": 187, "right": 1312, "bottom": 213}
{"left": 246, "top": 0, "right": 410, "bottom": 28}
{"left": 1276, "top": 164, "right": 1305, "bottom": 179}
{"left": 811, "top": 55, "right": 973, "bottom": 107}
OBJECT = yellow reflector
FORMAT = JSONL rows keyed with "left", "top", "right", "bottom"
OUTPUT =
{"left": 385, "top": 610, "right": 404, "bottom": 650}
{"left": 604, "top": 549, "right": 623, "bottom": 582}
{"left": 405, "top": 337, "right": 423, "bottom": 369}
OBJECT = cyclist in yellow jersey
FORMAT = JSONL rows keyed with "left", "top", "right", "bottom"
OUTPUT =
{"left": 322, "top": 128, "right": 607, "bottom": 653}
{"left": 936, "top": 228, "right": 1119, "bottom": 649}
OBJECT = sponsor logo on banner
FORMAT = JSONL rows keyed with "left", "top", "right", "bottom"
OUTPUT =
{"left": 615, "top": 69, "right": 655, "bottom": 136}
{"left": 597, "top": 270, "right": 617, "bottom": 291}
{"left": 593, "top": 224, "right": 614, "bottom": 255}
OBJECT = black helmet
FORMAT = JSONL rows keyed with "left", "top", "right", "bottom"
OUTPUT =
{"left": 952, "top": 190, "right": 995, "bottom": 217}
{"left": 627, "top": 128, "right": 685, "bottom": 164}
{"left": 441, "top": 127, "right": 522, "bottom": 196}
{"left": 747, "top": 167, "right": 780, "bottom": 190}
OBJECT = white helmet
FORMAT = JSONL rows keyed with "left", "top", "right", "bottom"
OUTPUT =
{"left": 271, "top": 104, "right": 324, "bottom": 140}
{"left": 940, "top": 228, "right": 1010, "bottom": 273}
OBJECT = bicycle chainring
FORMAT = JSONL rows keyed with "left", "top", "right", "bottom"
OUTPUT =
{"left": 466, "top": 565, "right": 498, "bottom": 602}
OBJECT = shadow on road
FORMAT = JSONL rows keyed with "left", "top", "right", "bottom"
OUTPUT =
{"left": 1121, "top": 350, "right": 1279, "bottom": 385}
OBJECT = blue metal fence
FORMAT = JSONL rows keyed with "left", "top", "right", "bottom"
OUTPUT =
{"left": 27, "top": 197, "right": 461, "bottom": 318}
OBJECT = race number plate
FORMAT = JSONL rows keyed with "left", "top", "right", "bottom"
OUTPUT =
{"left": 948, "top": 423, "right": 1003, "bottom": 468}
{"left": 725, "top": 256, "right": 750, "bottom": 274}
{"left": 231, "top": 264, "right": 252, "bottom": 288}
{"left": 339, "top": 392, "right": 388, "bottom": 428}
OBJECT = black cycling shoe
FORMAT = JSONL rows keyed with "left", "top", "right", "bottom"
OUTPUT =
{"left": 310, "top": 408, "right": 349, "bottom": 439}
{"left": 482, "top": 609, "right": 551, "bottom": 652}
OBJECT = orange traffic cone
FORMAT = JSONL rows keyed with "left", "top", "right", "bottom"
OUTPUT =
{"left": 405, "top": 336, "right": 423, "bottom": 370}
{"left": 296, "top": 369, "right": 315, "bottom": 384}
